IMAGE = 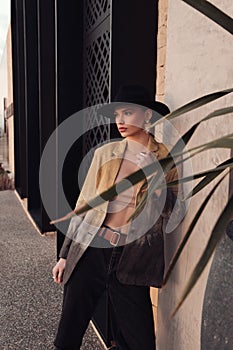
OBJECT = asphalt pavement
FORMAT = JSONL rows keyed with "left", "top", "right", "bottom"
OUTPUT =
{"left": 0, "top": 190, "right": 104, "bottom": 350}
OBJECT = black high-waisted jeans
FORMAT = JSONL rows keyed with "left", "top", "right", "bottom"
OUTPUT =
{"left": 54, "top": 235, "right": 156, "bottom": 350}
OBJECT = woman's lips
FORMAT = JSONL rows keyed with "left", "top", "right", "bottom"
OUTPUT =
{"left": 118, "top": 127, "right": 127, "bottom": 132}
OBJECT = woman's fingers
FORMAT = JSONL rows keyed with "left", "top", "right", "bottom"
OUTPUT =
{"left": 57, "top": 268, "right": 64, "bottom": 284}
{"left": 52, "top": 259, "right": 66, "bottom": 284}
{"left": 52, "top": 266, "right": 59, "bottom": 284}
{"left": 136, "top": 152, "right": 153, "bottom": 167}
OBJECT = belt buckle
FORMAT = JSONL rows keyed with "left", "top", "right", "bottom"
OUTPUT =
{"left": 110, "top": 231, "right": 121, "bottom": 246}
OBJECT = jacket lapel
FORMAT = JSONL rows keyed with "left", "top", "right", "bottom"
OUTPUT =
{"left": 100, "top": 139, "right": 127, "bottom": 189}
{"left": 99, "top": 136, "right": 167, "bottom": 194}
{"left": 147, "top": 135, "right": 159, "bottom": 156}
{"left": 136, "top": 135, "right": 168, "bottom": 195}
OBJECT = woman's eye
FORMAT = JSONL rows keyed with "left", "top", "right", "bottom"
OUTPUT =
{"left": 124, "top": 111, "right": 132, "bottom": 116}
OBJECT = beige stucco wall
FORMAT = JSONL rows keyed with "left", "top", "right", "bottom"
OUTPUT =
{"left": 6, "top": 26, "right": 14, "bottom": 175}
{"left": 0, "top": 35, "right": 8, "bottom": 133}
{"left": 156, "top": 1, "right": 233, "bottom": 349}
{"left": 7, "top": 27, "right": 13, "bottom": 104}
{"left": 156, "top": 0, "right": 168, "bottom": 102}
{"left": 151, "top": 0, "right": 170, "bottom": 332}
{"left": 0, "top": 26, "right": 14, "bottom": 175}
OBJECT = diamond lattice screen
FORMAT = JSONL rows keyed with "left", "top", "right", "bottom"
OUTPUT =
{"left": 82, "top": 0, "right": 111, "bottom": 179}
{"left": 85, "top": 0, "right": 110, "bottom": 34}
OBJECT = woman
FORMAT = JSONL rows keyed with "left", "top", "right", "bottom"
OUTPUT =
{"left": 52, "top": 85, "right": 178, "bottom": 350}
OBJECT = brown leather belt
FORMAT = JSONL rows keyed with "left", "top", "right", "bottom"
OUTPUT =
{"left": 97, "top": 225, "right": 127, "bottom": 246}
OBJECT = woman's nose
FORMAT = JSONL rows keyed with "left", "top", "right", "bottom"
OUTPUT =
{"left": 116, "top": 114, "right": 125, "bottom": 124}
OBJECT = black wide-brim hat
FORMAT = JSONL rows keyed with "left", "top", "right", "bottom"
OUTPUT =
{"left": 98, "top": 84, "right": 170, "bottom": 121}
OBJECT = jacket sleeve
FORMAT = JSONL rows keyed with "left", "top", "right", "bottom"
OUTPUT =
{"left": 158, "top": 143, "right": 185, "bottom": 220}
{"left": 59, "top": 148, "right": 100, "bottom": 259}
{"left": 162, "top": 166, "right": 179, "bottom": 217}
{"left": 162, "top": 162, "right": 187, "bottom": 238}
{"left": 59, "top": 215, "right": 83, "bottom": 258}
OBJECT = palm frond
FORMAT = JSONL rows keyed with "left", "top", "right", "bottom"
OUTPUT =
{"left": 185, "top": 158, "right": 233, "bottom": 199}
{"left": 151, "top": 87, "right": 233, "bottom": 128}
{"left": 50, "top": 97, "right": 233, "bottom": 225}
{"left": 157, "top": 159, "right": 233, "bottom": 190}
{"left": 201, "top": 106, "right": 233, "bottom": 122}
{"left": 51, "top": 133, "right": 233, "bottom": 224}
{"left": 182, "top": 0, "right": 233, "bottom": 36}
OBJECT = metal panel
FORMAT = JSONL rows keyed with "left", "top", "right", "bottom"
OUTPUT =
{"left": 83, "top": 1, "right": 111, "bottom": 346}
{"left": 84, "top": 0, "right": 110, "bottom": 34}
{"left": 11, "top": 0, "right": 28, "bottom": 198}
{"left": 24, "top": 0, "right": 41, "bottom": 219}
{"left": 56, "top": 0, "right": 84, "bottom": 256}
{"left": 12, "top": 0, "right": 57, "bottom": 232}
{"left": 83, "top": 0, "right": 111, "bottom": 172}
{"left": 37, "top": 0, "right": 57, "bottom": 231}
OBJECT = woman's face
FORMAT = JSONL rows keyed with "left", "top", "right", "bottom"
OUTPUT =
{"left": 114, "top": 105, "right": 151, "bottom": 140}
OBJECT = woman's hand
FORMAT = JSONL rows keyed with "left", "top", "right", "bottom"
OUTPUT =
{"left": 136, "top": 151, "right": 154, "bottom": 168}
{"left": 52, "top": 258, "right": 66, "bottom": 284}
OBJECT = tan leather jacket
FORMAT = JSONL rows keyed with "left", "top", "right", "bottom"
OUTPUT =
{"left": 59, "top": 136, "right": 181, "bottom": 287}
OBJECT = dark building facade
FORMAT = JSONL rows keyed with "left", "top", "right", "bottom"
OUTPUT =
{"left": 11, "top": 0, "right": 159, "bottom": 345}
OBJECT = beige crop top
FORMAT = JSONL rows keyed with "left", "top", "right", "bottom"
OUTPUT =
{"left": 103, "top": 139, "right": 148, "bottom": 234}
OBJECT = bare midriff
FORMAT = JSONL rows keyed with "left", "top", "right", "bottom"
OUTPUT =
{"left": 103, "top": 140, "right": 147, "bottom": 234}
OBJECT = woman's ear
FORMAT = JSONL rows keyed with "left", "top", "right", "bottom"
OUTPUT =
{"left": 145, "top": 109, "right": 153, "bottom": 122}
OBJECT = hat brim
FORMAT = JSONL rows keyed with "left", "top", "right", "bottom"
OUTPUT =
{"left": 97, "top": 101, "right": 170, "bottom": 121}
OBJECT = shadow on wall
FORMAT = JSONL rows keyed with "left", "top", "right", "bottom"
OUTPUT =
{"left": 201, "top": 226, "right": 233, "bottom": 349}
